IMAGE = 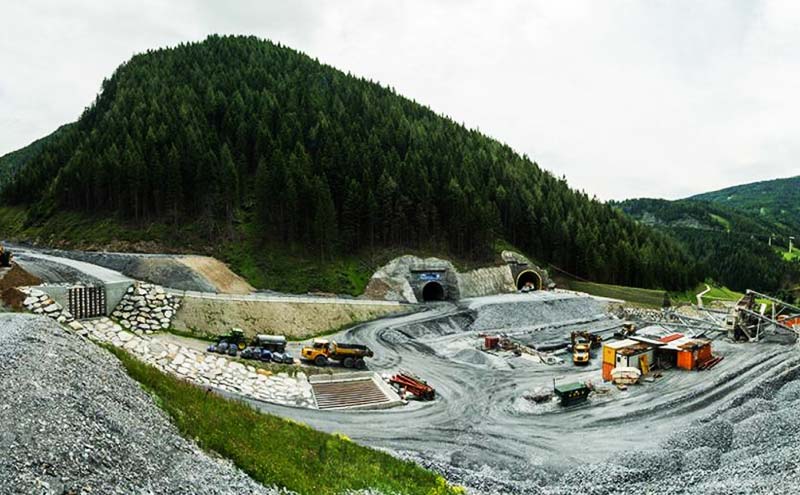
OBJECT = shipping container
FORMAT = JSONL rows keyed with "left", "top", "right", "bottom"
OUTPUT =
{"left": 677, "top": 350, "right": 695, "bottom": 370}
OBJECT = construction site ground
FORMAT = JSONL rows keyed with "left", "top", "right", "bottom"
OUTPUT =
{"left": 239, "top": 292, "right": 798, "bottom": 492}
{"left": 5, "top": 246, "right": 800, "bottom": 493}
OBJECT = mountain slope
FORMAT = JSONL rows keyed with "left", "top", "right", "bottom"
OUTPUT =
{"left": 1, "top": 35, "right": 699, "bottom": 291}
{"left": 618, "top": 197, "right": 799, "bottom": 294}
{"left": 692, "top": 176, "right": 800, "bottom": 234}
{"left": 0, "top": 125, "right": 71, "bottom": 188}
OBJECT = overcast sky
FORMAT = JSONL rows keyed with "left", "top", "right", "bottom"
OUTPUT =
{"left": 2, "top": 1, "right": 798, "bottom": 200}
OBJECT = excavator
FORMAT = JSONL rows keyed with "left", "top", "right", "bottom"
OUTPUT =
{"left": 570, "top": 331, "right": 601, "bottom": 366}
{"left": 0, "top": 244, "right": 12, "bottom": 268}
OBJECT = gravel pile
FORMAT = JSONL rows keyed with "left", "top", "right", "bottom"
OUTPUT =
{"left": 469, "top": 295, "right": 608, "bottom": 333}
{"left": 112, "top": 282, "right": 180, "bottom": 334}
{"left": 0, "top": 313, "right": 286, "bottom": 494}
{"left": 535, "top": 355, "right": 800, "bottom": 495}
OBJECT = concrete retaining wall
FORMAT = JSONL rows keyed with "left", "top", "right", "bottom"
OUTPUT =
{"left": 172, "top": 294, "right": 406, "bottom": 339}
{"left": 458, "top": 265, "right": 516, "bottom": 298}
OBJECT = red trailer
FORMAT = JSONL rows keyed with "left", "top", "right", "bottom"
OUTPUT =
{"left": 389, "top": 372, "right": 436, "bottom": 401}
{"left": 484, "top": 335, "right": 500, "bottom": 350}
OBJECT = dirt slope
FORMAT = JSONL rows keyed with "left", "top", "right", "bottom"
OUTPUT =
{"left": 178, "top": 255, "right": 254, "bottom": 294}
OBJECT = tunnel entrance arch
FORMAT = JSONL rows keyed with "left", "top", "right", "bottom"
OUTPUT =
{"left": 515, "top": 270, "right": 542, "bottom": 291}
{"left": 422, "top": 281, "right": 445, "bottom": 301}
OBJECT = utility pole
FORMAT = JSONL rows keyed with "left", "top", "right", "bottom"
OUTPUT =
{"left": 769, "top": 234, "right": 773, "bottom": 247}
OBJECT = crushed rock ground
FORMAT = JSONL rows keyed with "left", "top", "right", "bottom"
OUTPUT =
{"left": 0, "top": 313, "right": 287, "bottom": 495}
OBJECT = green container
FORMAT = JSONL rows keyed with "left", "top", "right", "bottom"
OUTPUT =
{"left": 554, "top": 382, "right": 590, "bottom": 406}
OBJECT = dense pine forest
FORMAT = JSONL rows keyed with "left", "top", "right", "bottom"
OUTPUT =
{"left": 1, "top": 35, "right": 700, "bottom": 290}
{"left": 0, "top": 125, "right": 70, "bottom": 187}
{"left": 619, "top": 198, "right": 800, "bottom": 294}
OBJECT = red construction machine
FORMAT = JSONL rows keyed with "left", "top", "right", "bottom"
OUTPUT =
{"left": 389, "top": 372, "right": 436, "bottom": 401}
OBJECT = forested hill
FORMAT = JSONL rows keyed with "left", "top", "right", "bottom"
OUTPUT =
{"left": 1, "top": 35, "right": 699, "bottom": 291}
{"left": 691, "top": 176, "right": 800, "bottom": 234}
{"left": 618, "top": 197, "right": 799, "bottom": 294}
{"left": 0, "top": 125, "right": 71, "bottom": 187}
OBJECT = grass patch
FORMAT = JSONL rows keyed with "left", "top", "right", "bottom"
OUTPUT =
{"left": 107, "top": 346, "right": 462, "bottom": 495}
{"left": 709, "top": 213, "right": 731, "bottom": 231}
{"left": 670, "top": 283, "right": 743, "bottom": 305}
{"left": 782, "top": 249, "right": 800, "bottom": 262}
{"left": 559, "top": 276, "right": 744, "bottom": 309}
{"left": 559, "top": 278, "right": 668, "bottom": 308}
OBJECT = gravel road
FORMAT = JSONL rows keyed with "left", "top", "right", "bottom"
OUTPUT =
{"left": 0, "top": 313, "right": 284, "bottom": 495}
{"left": 7, "top": 244, "right": 216, "bottom": 291}
{"left": 12, "top": 250, "right": 105, "bottom": 285}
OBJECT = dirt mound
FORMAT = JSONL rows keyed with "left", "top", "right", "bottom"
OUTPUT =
{"left": 0, "top": 314, "right": 281, "bottom": 494}
{"left": 0, "top": 262, "right": 42, "bottom": 291}
{"left": 177, "top": 256, "right": 254, "bottom": 294}
{"left": 1, "top": 287, "right": 26, "bottom": 310}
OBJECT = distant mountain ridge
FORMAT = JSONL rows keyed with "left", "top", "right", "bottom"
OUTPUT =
{"left": 618, "top": 176, "right": 800, "bottom": 294}
{"left": 690, "top": 175, "right": 800, "bottom": 234}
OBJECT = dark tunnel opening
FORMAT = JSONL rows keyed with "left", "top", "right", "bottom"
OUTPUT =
{"left": 422, "top": 281, "right": 445, "bottom": 301}
{"left": 516, "top": 270, "right": 542, "bottom": 291}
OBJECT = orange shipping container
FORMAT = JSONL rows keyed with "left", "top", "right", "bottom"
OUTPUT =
{"left": 677, "top": 350, "right": 695, "bottom": 370}
{"left": 602, "top": 362, "right": 614, "bottom": 381}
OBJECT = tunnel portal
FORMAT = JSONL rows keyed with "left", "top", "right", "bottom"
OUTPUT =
{"left": 422, "top": 281, "right": 446, "bottom": 301}
{"left": 515, "top": 270, "right": 542, "bottom": 291}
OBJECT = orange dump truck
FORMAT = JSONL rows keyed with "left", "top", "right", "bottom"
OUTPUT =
{"left": 300, "top": 339, "right": 374, "bottom": 369}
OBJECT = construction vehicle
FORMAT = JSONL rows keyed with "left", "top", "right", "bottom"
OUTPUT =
{"left": 570, "top": 331, "right": 600, "bottom": 366}
{"left": 614, "top": 323, "right": 637, "bottom": 339}
{"left": 0, "top": 244, "right": 12, "bottom": 268}
{"left": 252, "top": 334, "right": 287, "bottom": 353}
{"left": 301, "top": 339, "right": 373, "bottom": 368}
{"left": 389, "top": 372, "right": 435, "bottom": 400}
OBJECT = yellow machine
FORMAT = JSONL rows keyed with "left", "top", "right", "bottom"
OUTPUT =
{"left": 572, "top": 340, "right": 591, "bottom": 365}
{"left": 570, "top": 331, "right": 599, "bottom": 366}
{"left": 300, "top": 339, "right": 374, "bottom": 368}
